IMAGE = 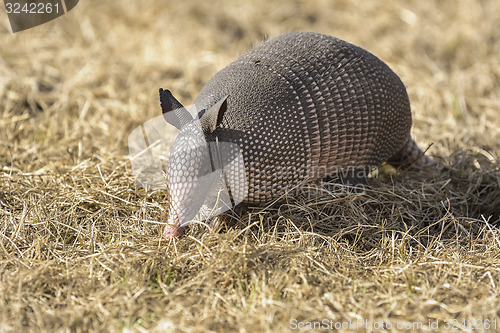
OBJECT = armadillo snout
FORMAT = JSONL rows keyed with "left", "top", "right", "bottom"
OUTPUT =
{"left": 163, "top": 220, "right": 185, "bottom": 238}
{"left": 165, "top": 122, "right": 215, "bottom": 234}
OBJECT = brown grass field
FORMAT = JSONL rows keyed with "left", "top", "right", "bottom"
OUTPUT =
{"left": 1, "top": 0, "right": 500, "bottom": 332}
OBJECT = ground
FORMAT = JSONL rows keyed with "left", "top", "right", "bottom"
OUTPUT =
{"left": 1, "top": 0, "right": 500, "bottom": 332}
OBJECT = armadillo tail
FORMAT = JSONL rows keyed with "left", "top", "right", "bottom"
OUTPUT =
{"left": 387, "top": 136, "right": 433, "bottom": 170}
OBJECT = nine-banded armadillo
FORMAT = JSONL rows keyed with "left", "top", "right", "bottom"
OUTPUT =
{"left": 160, "top": 31, "right": 431, "bottom": 237}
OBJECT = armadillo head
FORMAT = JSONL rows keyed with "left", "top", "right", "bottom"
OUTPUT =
{"left": 159, "top": 89, "right": 228, "bottom": 238}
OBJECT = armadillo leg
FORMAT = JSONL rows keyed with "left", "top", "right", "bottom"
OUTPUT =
{"left": 387, "top": 136, "right": 432, "bottom": 170}
{"left": 206, "top": 203, "right": 247, "bottom": 231}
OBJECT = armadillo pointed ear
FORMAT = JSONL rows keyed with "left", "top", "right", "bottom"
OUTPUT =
{"left": 200, "top": 95, "right": 228, "bottom": 133}
{"left": 159, "top": 88, "right": 193, "bottom": 129}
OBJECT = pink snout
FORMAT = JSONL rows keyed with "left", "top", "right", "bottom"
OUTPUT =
{"left": 163, "top": 224, "right": 185, "bottom": 239}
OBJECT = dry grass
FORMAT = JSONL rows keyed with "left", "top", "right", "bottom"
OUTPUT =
{"left": 1, "top": 0, "right": 500, "bottom": 332}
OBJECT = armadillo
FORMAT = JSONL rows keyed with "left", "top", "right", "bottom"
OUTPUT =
{"left": 160, "top": 31, "right": 431, "bottom": 237}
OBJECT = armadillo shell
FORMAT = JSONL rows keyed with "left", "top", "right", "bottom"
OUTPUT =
{"left": 193, "top": 32, "right": 412, "bottom": 204}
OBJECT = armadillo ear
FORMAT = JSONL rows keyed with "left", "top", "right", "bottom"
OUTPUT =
{"left": 200, "top": 95, "right": 228, "bottom": 133}
{"left": 159, "top": 88, "right": 193, "bottom": 129}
